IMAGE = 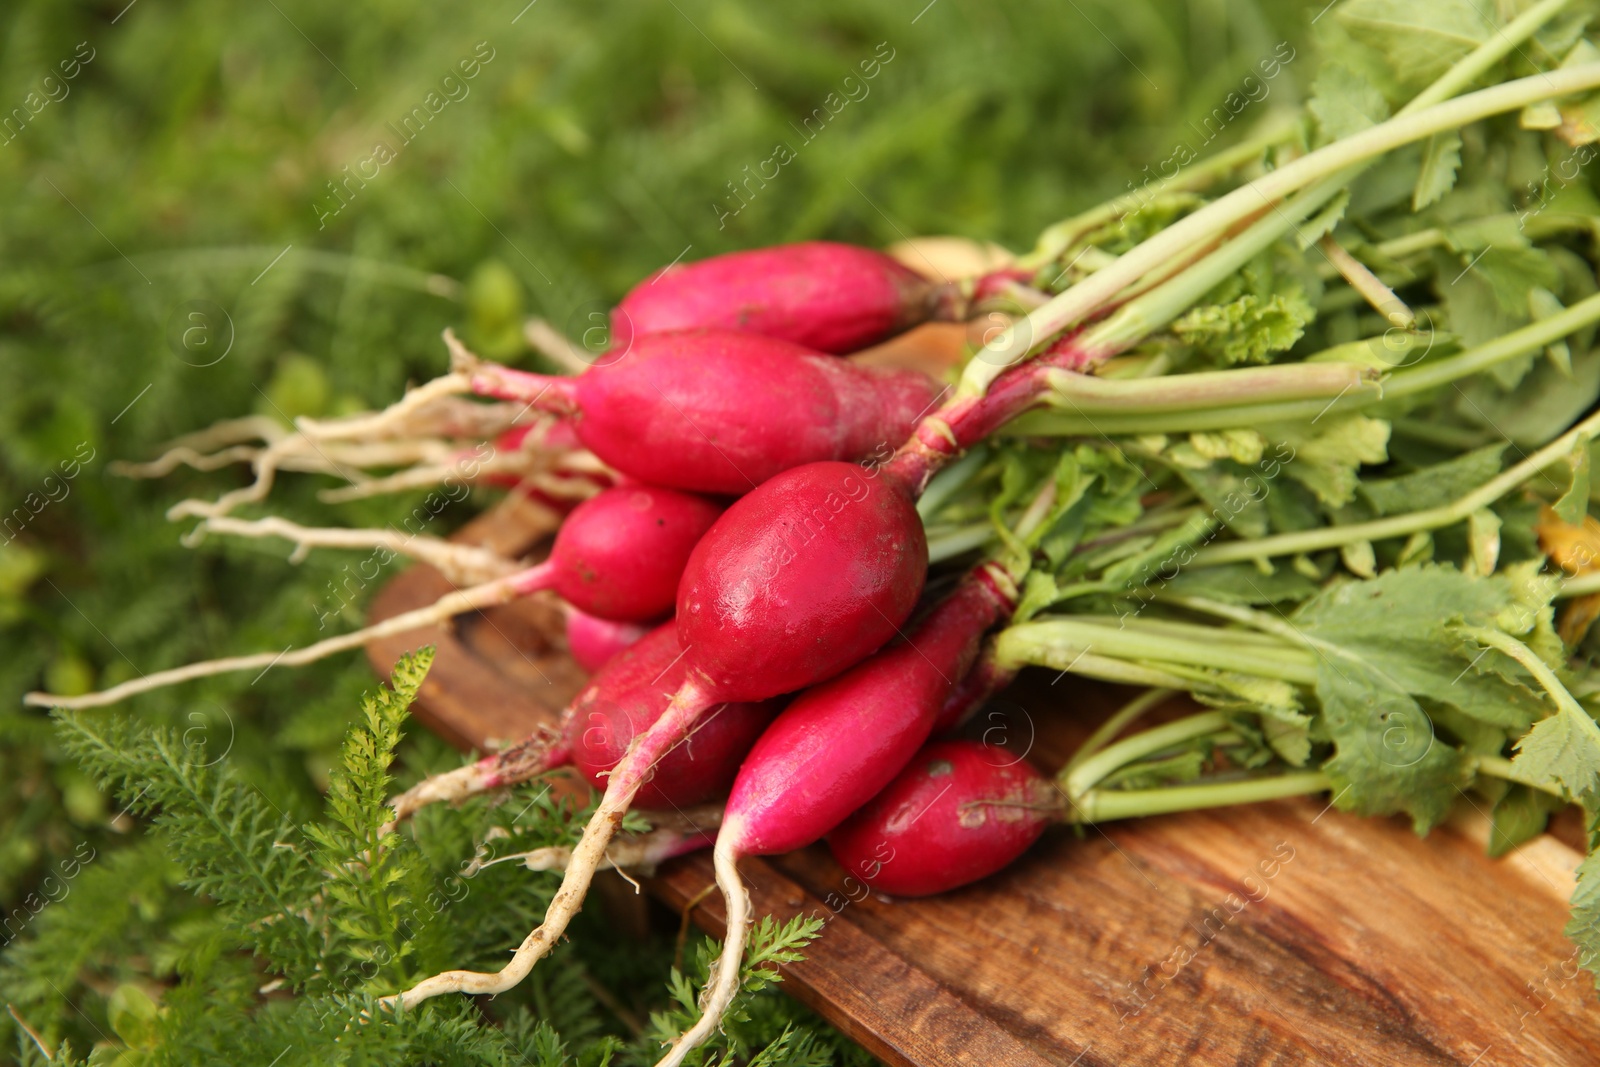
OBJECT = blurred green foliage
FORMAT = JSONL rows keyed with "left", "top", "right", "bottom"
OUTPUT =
{"left": 0, "top": 0, "right": 1307, "bottom": 1060}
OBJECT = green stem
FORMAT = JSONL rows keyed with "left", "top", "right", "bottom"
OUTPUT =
{"left": 1160, "top": 596, "right": 1316, "bottom": 649}
{"left": 1063, "top": 711, "right": 1231, "bottom": 796}
{"left": 995, "top": 618, "right": 1318, "bottom": 684}
{"left": 1457, "top": 627, "right": 1591, "bottom": 720}
{"left": 1023, "top": 648, "right": 1202, "bottom": 690}
{"left": 926, "top": 522, "right": 995, "bottom": 563}
{"left": 1064, "top": 688, "right": 1176, "bottom": 778}
{"left": 917, "top": 445, "right": 990, "bottom": 519}
{"left": 1018, "top": 118, "right": 1301, "bottom": 271}
{"left": 1561, "top": 572, "right": 1600, "bottom": 598}
{"left": 1386, "top": 291, "right": 1600, "bottom": 399}
{"left": 1188, "top": 408, "right": 1600, "bottom": 566}
{"left": 1064, "top": 613, "right": 1294, "bottom": 650}
{"left": 960, "top": 60, "right": 1600, "bottom": 397}
{"left": 1002, "top": 291, "right": 1600, "bottom": 436}
{"left": 1069, "top": 771, "right": 1330, "bottom": 822}
{"left": 1473, "top": 753, "right": 1570, "bottom": 800}
{"left": 1040, "top": 361, "right": 1379, "bottom": 414}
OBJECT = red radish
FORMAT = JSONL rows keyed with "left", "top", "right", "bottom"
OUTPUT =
{"left": 384, "top": 623, "right": 771, "bottom": 828}
{"left": 721, "top": 562, "right": 1018, "bottom": 854}
{"left": 564, "top": 624, "right": 777, "bottom": 809}
{"left": 386, "top": 457, "right": 932, "bottom": 1012}
{"left": 611, "top": 242, "right": 956, "bottom": 354}
{"left": 512, "top": 484, "right": 724, "bottom": 622}
{"left": 675, "top": 460, "right": 930, "bottom": 698}
{"left": 930, "top": 642, "right": 1016, "bottom": 735}
{"left": 828, "top": 739, "right": 1057, "bottom": 897}
{"left": 654, "top": 563, "right": 1017, "bottom": 1066}
{"left": 563, "top": 606, "right": 650, "bottom": 673}
{"left": 470, "top": 330, "right": 941, "bottom": 495}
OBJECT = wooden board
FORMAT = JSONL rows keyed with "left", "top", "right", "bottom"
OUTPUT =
{"left": 366, "top": 501, "right": 1600, "bottom": 1067}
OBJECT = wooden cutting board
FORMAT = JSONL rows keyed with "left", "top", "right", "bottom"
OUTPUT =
{"left": 365, "top": 498, "right": 1600, "bottom": 1067}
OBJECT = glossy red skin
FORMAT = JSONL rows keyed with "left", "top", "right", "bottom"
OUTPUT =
{"left": 828, "top": 740, "right": 1057, "bottom": 897}
{"left": 676, "top": 461, "right": 928, "bottom": 703}
{"left": 930, "top": 653, "right": 1016, "bottom": 735}
{"left": 572, "top": 330, "right": 938, "bottom": 495}
{"left": 544, "top": 485, "right": 724, "bottom": 621}
{"left": 723, "top": 572, "right": 1013, "bottom": 856}
{"left": 564, "top": 607, "right": 652, "bottom": 673}
{"left": 612, "top": 242, "right": 935, "bottom": 355}
{"left": 565, "top": 623, "right": 777, "bottom": 808}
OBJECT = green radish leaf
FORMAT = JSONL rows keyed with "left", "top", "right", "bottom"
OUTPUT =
{"left": 1557, "top": 441, "right": 1592, "bottom": 526}
{"left": 1568, "top": 848, "right": 1600, "bottom": 993}
{"left": 1294, "top": 566, "right": 1550, "bottom": 732}
{"left": 1336, "top": 0, "right": 1494, "bottom": 93}
{"left": 1309, "top": 64, "right": 1390, "bottom": 141}
{"left": 1513, "top": 702, "right": 1600, "bottom": 808}
{"left": 1318, "top": 657, "right": 1469, "bottom": 833}
{"left": 1260, "top": 414, "right": 1391, "bottom": 507}
{"left": 1359, "top": 445, "right": 1506, "bottom": 515}
{"left": 1173, "top": 289, "right": 1316, "bottom": 365}
{"left": 1412, "top": 130, "right": 1463, "bottom": 210}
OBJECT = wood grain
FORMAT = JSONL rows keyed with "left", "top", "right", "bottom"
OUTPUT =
{"left": 366, "top": 503, "right": 1600, "bottom": 1067}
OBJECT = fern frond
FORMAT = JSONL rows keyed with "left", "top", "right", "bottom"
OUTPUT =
{"left": 52, "top": 712, "right": 326, "bottom": 988}
{"left": 302, "top": 647, "right": 435, "bottom": 989}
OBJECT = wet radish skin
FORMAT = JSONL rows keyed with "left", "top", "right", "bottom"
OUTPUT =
{"left": 828, "top": 740, "right": 1056, "bottom": 897}
{"left": 612, "top": 242, "right": 937, "bottom": 355}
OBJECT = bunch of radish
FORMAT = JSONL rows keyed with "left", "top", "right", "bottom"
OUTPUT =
{"left": 40, "top": 47, "right": 1600, "bottom": 1059}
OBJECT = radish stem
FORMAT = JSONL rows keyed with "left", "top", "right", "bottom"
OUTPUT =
{"left": 1186, "top": 407, "right": 1600, "bottom": 566}
{"left": 1069, "top": 770, "right": 1330, "bottom": 822}
{"left": 1064, "top": 688, "right": 1177, "bottom": 778}
{"left": 1063, "top": 710, "right": 1232, "bottom": 797}
{"left": 963, "top": 52, "right": 1595, "bottom": 398}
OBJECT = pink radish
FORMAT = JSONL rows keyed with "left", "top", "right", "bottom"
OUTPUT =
{"left": 563, "top": 606, "right": 650, "bottom": 673}
{"left": 655, "top": 563, "right": 1016, "bottom": 1065}
{"left": 387, "top": 456, "right": 932, "bottom": 1012}
{"left": 720, "top": 562, "right": 1018, "bottom": 854}
{"left": 513, "top": 484, "right": 724, "bottom": 622}
{"left": 828, "top": 739, "right": 1056, "bottom": 897}
{"left": 930, "top": 643, "right": 1015, "bottom": 735}
{"left": 385, "top": 622, "right": 771, "bottom": 827}
{"left": 470, "top": 330, "right": 940, "bottom": 495}
{"left": 611, "top": 241, "right": 956, "bottom": 354}
{"left": 564, "top": 624, "right": 777, "bottom": 809}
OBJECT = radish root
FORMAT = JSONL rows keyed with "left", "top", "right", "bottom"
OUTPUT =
{"left": 23, "top": 564, "right": 546, "bottom": 710}
{"left": 196, "top": 515, "right": 519, "bottom": 585}
{"left": 382, "top": 723, "right": 569, "bottom": 836}
{"left": 383, "top": 681, "right": 714, "bottom": 1010}
{"left": 656, "top": 835, "right": 749, "bottom": 1067}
